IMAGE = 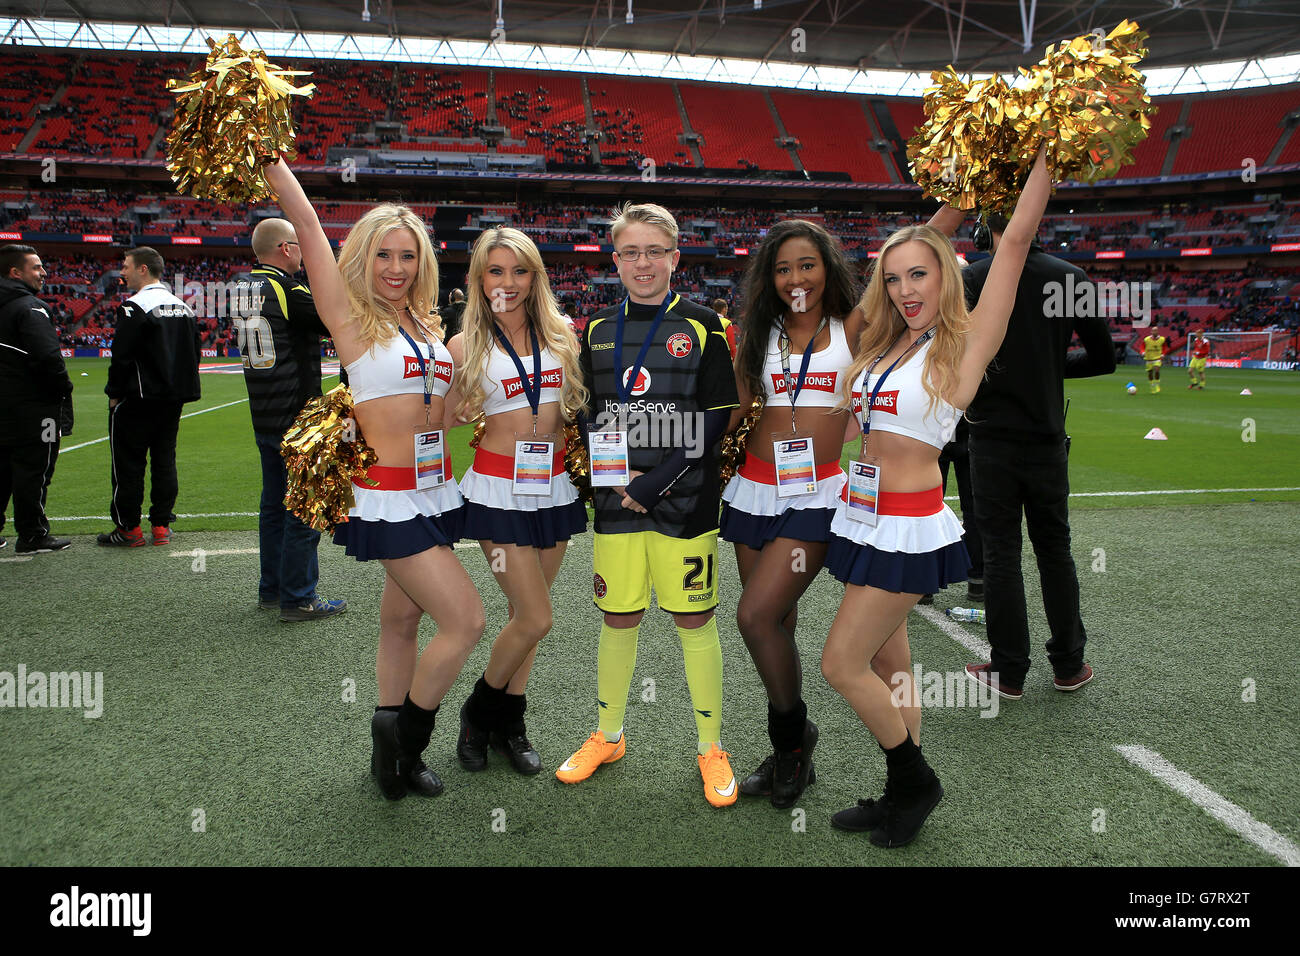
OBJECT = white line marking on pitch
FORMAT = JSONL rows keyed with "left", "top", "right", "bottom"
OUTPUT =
{"left": 0, "top": 556, "right": 34, "bottom": 563}
{"left": 168, "top": 548, "right": 260, "bottom": 557}
{"left": 1115, "top": 744, "right": 1300, "bottom": 867}
{"left": 941, "top": 486, "right": 1300, "bottom": 502}
{"left": 60, "top": 399, "right": 251, "bottom": 452}
{"left": 912, "top": 604, "right": 991, "bottom": 659}
{"left": 50, "top": 512, "right": 260, "bottom": 520}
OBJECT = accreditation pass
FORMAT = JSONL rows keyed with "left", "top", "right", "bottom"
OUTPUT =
{"left": 846, "top": 460, "right": 881, "bottom": 526}
{"left": 513, "top": 437, "right": 554, "bottom": 496}
{"left": 588, "top": 429, "right": 630, "bottom": 487}
{"left": 414, "top": 429, "right": 446, "bottom": 490}
{"left": 773, "top": 433, "right": 817, "bottom": 498}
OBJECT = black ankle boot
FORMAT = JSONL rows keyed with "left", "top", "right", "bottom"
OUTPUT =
{"left": 868, "top": 762, "right": 942, "bottom": 848}
{"left": 830, "top": 780, "right": 891, "bottom": 832}
{"left": 371, "top": 711, "right": 406, "bottom": 800}
{"left": 457, "top": 698, "right": 490, "bottom": 771}
{"left": 771, "top": 720, "right": 818, "bottom": 809}
{"left": 399, "top": 755, "right": 445, "bottom": 797}
{"left": 740, "top": 753, "right": 817, "bottom": 797}
{"left": 490, "top": 721, "right": 543, "bottom": 776}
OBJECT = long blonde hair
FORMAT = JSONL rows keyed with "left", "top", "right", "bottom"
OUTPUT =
{"left": 337, "top": 204, "right": 441, "bottom": 348}
{"left": 456, "top": 227, "right": 587, "bottom": 422}
{"left": 841, "top": 225, "right": 970, "bottom": 418}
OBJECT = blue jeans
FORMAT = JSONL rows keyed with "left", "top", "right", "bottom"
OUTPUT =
{"left": 255, "top": 431, "right": 321, "bottom": 608}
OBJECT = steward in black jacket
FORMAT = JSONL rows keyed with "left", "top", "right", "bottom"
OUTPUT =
{"left": 0, "top": 275, "right": 73, "bottom": 444}
{"left": 0, "top": 246, "right": 73, "bottom": 551}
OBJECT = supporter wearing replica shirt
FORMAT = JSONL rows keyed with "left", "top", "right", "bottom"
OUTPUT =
{"left": 557, "top": 203, "right": 741, "bottom": 809}
{"left": 239, "top": 218, "right": 344, "bottom": 621}
{"left": 580, "top": 294, "right": 737, "bottom": 539}
{"left": 241, "top": 265, "right": 327, "bottom": 433}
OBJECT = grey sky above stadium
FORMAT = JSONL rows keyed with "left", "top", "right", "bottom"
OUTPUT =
{"left": 5, "top": 0, "right": 1300, "bottom": 74}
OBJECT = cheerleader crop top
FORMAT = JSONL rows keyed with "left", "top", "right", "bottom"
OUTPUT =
{"left": 480, "top": 340, "right": 565, "bottom": 416}
{"left": 345, "top": 328, "right": 454, "bottom": 405}
{"left": 850, "top": 338, "right": 961, "bottom": 449}
{"left": 762, "top": 317, "right": 853, "bottom": 409}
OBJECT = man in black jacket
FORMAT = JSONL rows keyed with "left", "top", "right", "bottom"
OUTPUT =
{"left": 241, "top": 218, "right": 345, "bottom": 621}
{"left": 0, "top": 245, "right": 73, "bottom": 554}
{"left": 98, "top": 246, "right": 201, "bottom": 548}
{"left": 962, "top": 213, "right": 1116, "bottom": 700}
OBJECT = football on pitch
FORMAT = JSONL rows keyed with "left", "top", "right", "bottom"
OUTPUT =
{"left": 1127, "top": 384, "right": 1138, "bottom": 394}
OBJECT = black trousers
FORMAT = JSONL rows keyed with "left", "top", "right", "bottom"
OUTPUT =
{"left": 108, "top": 399, "right": 183, "bottom": 530}
{"left": 0, "top": 435, "right": 60, "bottom": 541}
{"left": 967, "top": 433, "right": 1087, "bottom": 685}
{"left": 938, "top": 441, "right": 983, "bottom": 579}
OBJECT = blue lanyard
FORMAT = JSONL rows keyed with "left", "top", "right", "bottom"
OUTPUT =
{"left": 397, "top": 323, "right": 433, "bottom": 407}
{"left": 778, "top": 315, "right": 829, "bottom": 411}
{"left": 860, "top": 327, "right": 935, "bottom": 437}
{"left": 492, "top": 322, "right": 543, "bottom": 421}
{"left": 614, "top": 291, "right": 678, "bottom": 410}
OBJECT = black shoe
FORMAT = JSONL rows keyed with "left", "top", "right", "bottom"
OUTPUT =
{"left": 400, "top": 756, "right": 445, "bottom": 797}
{"left": 868, "top": 775, "right": 943, "bottom": 848}
{"left": 917, "top": 593, "right": 934, "bottom": 605}
{"left": 831, "top": 784, "right": 892, "bottom": 833}
{"left": 771, "top": 720, "right": 818, "bottom": 809}
{"left": 740, "top": 753, "right": 817, "bottom": 797}
{"left": 370, "top": 711, "right": 406, "bottom": 800}
{"left": 0, "top": 536, "right": 7, "bottom": 550}
{"left": 17, "top": 534, "right": 72, "bottom": 554}
{"left": 457, "top": 699, "right": 490, "bottom": 771}
{"left": 967, "top": 578, "right": 984, "bottom": 603}
{"left": 490, "top": 725, "right": 543, "bottom": 776}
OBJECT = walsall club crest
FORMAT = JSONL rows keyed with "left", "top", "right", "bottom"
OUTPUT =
{"left": 593, "top": 573, "right": 608, "bottom": 598}
{"left": 665, "top": 332, "right": 693, "bottom": 358}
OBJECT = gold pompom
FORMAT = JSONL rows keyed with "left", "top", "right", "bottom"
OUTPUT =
{"left": 718, "top": 396, "right": 765, "bottom": 487}
{"left": 563, "top": 421, "right": 592, "bottom": 503}
{"left": 907, "top": 18, "right": 1154, "bottom": 211}
{"left": 165, "top": 33, "right": 315, "bottom": 201}
{"left": 281, "top": 384, "right": 377, "bottom": 533}
{"left": 468, "top": 414, "right": 487, "bottom": 449}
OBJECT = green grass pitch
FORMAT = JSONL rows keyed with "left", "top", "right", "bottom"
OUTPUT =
{"left": 1, "top": 358, "right": 1297, "bottom": 865}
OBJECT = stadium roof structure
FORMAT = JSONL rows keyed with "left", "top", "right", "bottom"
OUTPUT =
{"left": 4, "top": 0, "right": 1300, "bottom": 93}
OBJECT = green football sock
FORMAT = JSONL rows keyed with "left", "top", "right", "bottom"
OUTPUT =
{"left": 597, "top": 621, "right": 639, "bottom": 741}
{"left": 678, "top": 617, "right": 723, "bottom": 754}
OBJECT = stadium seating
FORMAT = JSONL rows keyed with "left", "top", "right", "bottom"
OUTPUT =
{"left": 495, "top": 71, "right": 590, "bottom": 164}
{"left": 588, "top": 77, "right": 690, "bottom": 168}
{"left": 1174, "top": 89, "right": 1300, "bottom": 176}
{"left": 678, "top": 83, "right": 792, "bottom": 171}
{"left": 771, "top": 92, "right": 892, "bottom": 182}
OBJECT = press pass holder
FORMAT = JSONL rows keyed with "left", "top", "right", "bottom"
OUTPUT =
{"left": 399, "top": 317, "right": 447, "bottom": 491}
{"left": 772, "top": 431, "right": 818, "bottom": 498}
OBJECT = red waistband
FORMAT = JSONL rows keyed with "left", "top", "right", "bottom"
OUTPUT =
{"left": 838, "top": 482, "right": 944, "bottom": 516}
{"left": 739, "top": 456, "right": 845, "bottom": 485}
{"left": 472, "top": 445, "right": 567, "bottom": 480}
{"left": 356, "top": 459, "right": 453, "bottom": 491}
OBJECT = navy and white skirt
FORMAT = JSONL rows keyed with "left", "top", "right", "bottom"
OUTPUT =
{"left": 720, "top": 456, "right": 846, "bottom": 549}
{"left": 458, "top": 446, "right": 587, "bottom": 549}
{"left": 825, "top": 484, "right": 970, "bottom": 594}
{"left": 333, "top": 462, "right": 465, "bottom": 561}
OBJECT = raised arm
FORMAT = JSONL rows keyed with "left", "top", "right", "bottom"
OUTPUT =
{"left": 927, "top": 204, "right": 967, "bottom": 239}
{"left": 956, "top": 147, "right": 1053, "bottom": 401}
{"left": 262, "top": 158, "right": 350, "bottom": 338}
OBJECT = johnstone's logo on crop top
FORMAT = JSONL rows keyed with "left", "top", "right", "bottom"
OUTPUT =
{"left": 769, "top": 370, "right": 838, "bottom": 395}
{"left": 850, "top": 390, "right": 900, "bottom": 415}
{"left": 403, "top": 356, "right": 453, "bottom": 384}
{"left": 502, "top": 368, "right": 562, "bottom": 401}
